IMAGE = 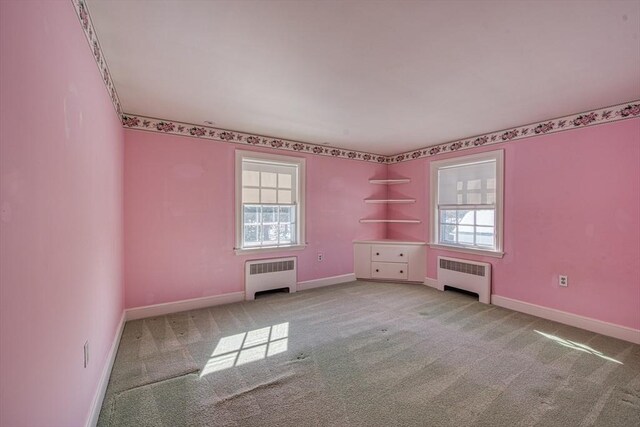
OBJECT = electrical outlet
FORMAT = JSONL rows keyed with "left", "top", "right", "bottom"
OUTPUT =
{"left": 84, "top": 341, "right": 89, "bottom": 368}
{"left": 317, "top": 252, "right": 324, "bottom": 262}
{"left": 559, "top": 275, "right": 568, "bottom": 287}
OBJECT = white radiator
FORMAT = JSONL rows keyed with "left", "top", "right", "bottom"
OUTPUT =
{"left": 437, "top": 256, "right": 492, "bottom": 304}
{"left": 245, "top": 257, "right": 297, "bottom": 300}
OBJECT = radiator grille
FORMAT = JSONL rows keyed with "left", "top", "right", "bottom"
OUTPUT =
{"left": 439, "top": 258, "right": 486, "bottom": 277}
{"left": 249, "top": 260, "right": 295, "bottom": 275}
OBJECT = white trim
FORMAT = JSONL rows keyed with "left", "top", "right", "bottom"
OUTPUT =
{"left": 424, "top": 277, "right": 442, "bottom": 290}
{"left": 235, "top": 149, "right": 306, "bottom": 254}
{"left": 85, "top": 311, "right": 126, "bottom": 427}
{"left": 491, "top": 295, "right": 640, "bottom": 345}
{"left": 235, "top": 244, "right": 307, "bottom": 256}
{"left": 125, "top": 292, "right": 245, "bottom": 321}
{"left": 428, "top": 243, "right": 505, "bottom": 258}
{"left": 429, "top": 149, "right": 504, "bottom": 254}
{"left": 297, "top": 273, "right": 356, "bottom": 291}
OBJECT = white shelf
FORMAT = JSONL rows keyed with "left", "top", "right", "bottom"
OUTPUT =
{"left": 364, "top": 198, "right": 416, "bottom": 204}
{"left": 359, "top": 219, "right": 421, "bottom": 224}
{"left": 353, "top": 239, "right": 426, "bottom": 245}
{"left": 368, "top": 179, "right": 410, "bottom": 185}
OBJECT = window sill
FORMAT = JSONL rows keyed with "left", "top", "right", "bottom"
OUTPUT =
{"left": 235, "top": 244, "right": 307, "bottom": 256}
{"left": 428, "top": 243, "right": 505, "bottom": 258}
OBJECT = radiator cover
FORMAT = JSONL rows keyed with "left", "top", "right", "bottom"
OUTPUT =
{"left": 245, "top": 257, "right": 297, "bottom": 300}
{"left": 437, "top": 256, "right": 492, "bottom": 304}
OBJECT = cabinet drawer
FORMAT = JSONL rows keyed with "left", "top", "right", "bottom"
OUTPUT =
{"left": 371, "top": 245, "right": 411, "bottom": 263}
{"left": 371, "top": 262, "right": 408, "bottom": 280}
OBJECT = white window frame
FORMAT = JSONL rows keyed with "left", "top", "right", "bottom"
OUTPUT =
{"left": 429, "top": 149, "right": 504, "bottom": 258}
{"left": 235, "top": 150, "right": 306, "bottom": 255}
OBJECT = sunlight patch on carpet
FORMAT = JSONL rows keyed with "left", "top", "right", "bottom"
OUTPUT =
{"left": 200, "top": 322, "right": 289, "bottom": 376}
{"left": 534, "top": 330, "right": 623, "bottom": 364}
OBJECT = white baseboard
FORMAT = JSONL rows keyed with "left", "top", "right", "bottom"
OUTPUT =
{"left": 297, "top": 273, "right": 356, "bottom": 291}
{"left": 125, "top": 291, "right": 245, "bottom": 321}
{"left": 491, "top": 295, "right": 640, "bottom": 345}
{"left": 86, "top": 311, "right": 126, "bottom": 427}
{"left": 424, "top": 277, "right": 442, "bottom": 290}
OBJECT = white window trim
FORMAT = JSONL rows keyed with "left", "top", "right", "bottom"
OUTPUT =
{"left": 429, "top": 149, "right": 504, "bottom": 257}
{"left": 235, "top": 150, "right": 306, "bottom": 255}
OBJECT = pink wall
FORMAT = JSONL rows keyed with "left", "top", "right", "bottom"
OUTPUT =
{"left": 0, "top": 2, "right": 124, "bottom": 426}
{"left": 388, "top": 119, "right": 640, "bottom": 330}
{"left": 124, "top": 130, "right": 386, "bottom": 308}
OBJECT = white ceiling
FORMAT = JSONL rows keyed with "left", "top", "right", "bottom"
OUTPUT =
{"left": 87, "top": 0, "right": 640, "bottom": 155}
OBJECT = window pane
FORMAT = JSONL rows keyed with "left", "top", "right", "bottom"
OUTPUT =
{"left": 261, "top": 189, "right": 277, "bottom": 203}
{"left": 440, "top": 225, "right": 456, "bottom": 244}
{"left": 242, "top": 170, "right": 260, "bottom": 186}
{"left": 440, "top": 209, "right": 457, "bottom": 224}
{"left": 262, "top": 206, "right": 277, "bottom": 223}
{"left": 476, "top": 226, "right": 495, "bottom": 246}
{"left": 243, "top": 205, "right": 260, "bottom": 224}
{"left": 278, "top": 224, "right": 292, "bottom": 243}
{"left": 458, "top": 226, "right": 474, "bottom": 244}
{"left": 476, "top": 209, "right": 495, "bottom": 226}
{"left": 261, "top": 172, "right": 277, "bottom": 188}
{"left": 242, "top": 188, "right": 260, "bottom": 203}
{"left": 279, "top": 206, "right": 291, "bottom": 223}
{"left": 278, "top": 190, "right": 292, "bottom": 204}
{"left": 243, "top": 225, "right": 260, "bottom": 245}
{"left": 278, "top": 173, "right": 292, "bottom": 189}
{"left": 457, "top": 210, "right": 474, "bottom": 225}
{"left": 262, "top": 224, "right": 278, "bottom": 243}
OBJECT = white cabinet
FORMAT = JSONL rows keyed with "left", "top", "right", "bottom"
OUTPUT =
{"left": 354, "top": 240, "right": 426, "bottom": 283}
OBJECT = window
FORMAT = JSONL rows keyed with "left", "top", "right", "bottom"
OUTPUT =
{"left": 235, "top": 150, "right": 305, "bottom": 253}
{"left": 430, "top": 150, "right": 504, "bottom": 257}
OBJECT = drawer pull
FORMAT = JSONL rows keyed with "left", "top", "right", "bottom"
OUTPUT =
{"left": 375, "top": 269, "right": 379, "bottom": 272}
{"left": 376, "top": 252, "right": 380, "bottom": 256}
{"left": 400, "top": 253, "right": 404, "bottom": 257}
{"left": 400, "top": 270, "right": 404, "bottom": 273}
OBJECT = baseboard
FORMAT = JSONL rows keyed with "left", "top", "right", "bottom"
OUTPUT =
{"left": 491, "top": 295, "right": 640, "bottom": 345}
{"left": 125, "top": 291, "right": 245, "bottom": 321}
{"left": 424, "top": 277, "right": 441, "bottom": 290}
{"left": 86, "top": 311, "right": 126, "bottom": 427}
{"left": 297, "top": 273, "right": 356, "bottom": 291}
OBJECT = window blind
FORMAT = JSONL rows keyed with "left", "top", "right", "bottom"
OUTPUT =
{"left": 241, "top": 160, "right": 298, "bottom": 205}
{"left": 437, "top": 160, "right": 496, "bottom": 206}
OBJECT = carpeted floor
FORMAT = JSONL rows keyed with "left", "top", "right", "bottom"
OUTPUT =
{"left": 98, "top": 281, "right": 640, "bottom": 426}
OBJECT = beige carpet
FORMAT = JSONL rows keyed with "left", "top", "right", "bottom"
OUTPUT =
{"left": 98, "top": 281, "right": 640, "bottom": 426}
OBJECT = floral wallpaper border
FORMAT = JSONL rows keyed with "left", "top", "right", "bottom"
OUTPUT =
{"left": 71, "top": 0, "right": 122, "bottom": 116}
{"left": 389, "top": 101, "right": 640, "bottom": 163}
{"left": 122, "top": 101, "right": 639, "bottom": 164}
{"left": 121, "top": 115, "right": 389, "bottom": 163}
{"left": 73, "top": 1, "right": 638, "bottom": 164}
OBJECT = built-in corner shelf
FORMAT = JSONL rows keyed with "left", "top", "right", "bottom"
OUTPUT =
{"left": 361, "top": 177, "right": 420, "bottom": 224}
{"left": 369, "top": 179, "right": 411, "bottom": 185}
{"left": 359, "top": 219, "right": 421, "bottom": 224}
{"left": 364, "top": 198, "right": 416, "bottom": 204}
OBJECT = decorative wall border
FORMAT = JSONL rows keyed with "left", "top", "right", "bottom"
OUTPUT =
{"left": 121, "top": 114, "right": 389, "bottom": 163}
{"left": 74, "top": 0, "right": 638, "bottom": 164}
{"left": 122, "top": 101, "right": 639, "bottom": 164}
{"left": 389, "top": 101, "right": 640, "bottom": 163}
{"left": 71, "top": 0, "right": 122, "bottom": 116}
